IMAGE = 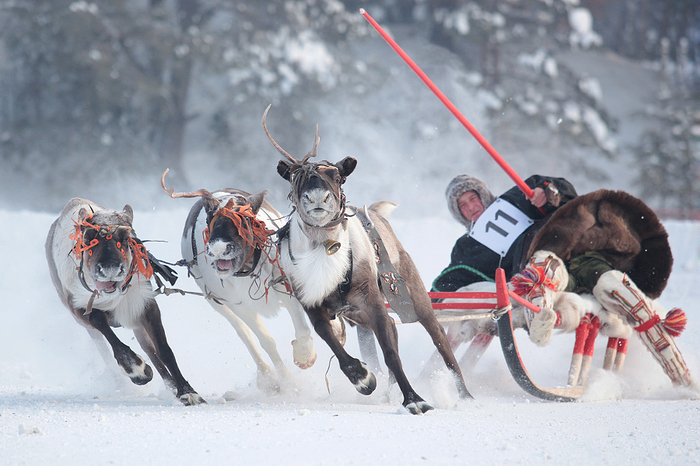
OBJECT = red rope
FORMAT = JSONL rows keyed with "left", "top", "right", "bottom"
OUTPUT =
{"left": 69, "top": 213, "right": 100, "bottom": 258}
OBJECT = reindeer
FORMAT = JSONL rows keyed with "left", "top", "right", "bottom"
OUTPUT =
{"left": 161, "top": 171, "right": 317, "bottom": 393}
{"left": 46, "top": 198, "right": 204, "bottom": 405}
{"left": 261, "top": 105, "right": 472, "bottom": 414}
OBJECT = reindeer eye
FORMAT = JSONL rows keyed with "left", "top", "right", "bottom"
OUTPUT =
{"left": 335, "top": 176, "right": 342, "bottom": 184}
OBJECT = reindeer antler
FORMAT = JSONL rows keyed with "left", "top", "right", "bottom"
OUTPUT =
{"left": 161, "top": 169, "right": 213, "bottom": 200}
{"left": 262, "top": 104, "right": 297, "bottom": 163}
{"left": 300, "top": 124, "right": 320, "bottom": 164}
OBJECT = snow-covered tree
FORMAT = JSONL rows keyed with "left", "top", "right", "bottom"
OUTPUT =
{"left": 0, "top": 0, "right": 362, "bottom": 205}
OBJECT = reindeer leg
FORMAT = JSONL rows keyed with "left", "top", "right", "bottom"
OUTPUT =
{"left": 282, "top": 296, "right": 317, "bottom": 370}
{"left": 307, "top": 304, "right": 377, "bottom": 396}
{"left": 369, "top": 303, "right": 433, "bottom": 414}
{"left": 403, "top": 260, "right": 472, "bottom": 400}
{"left": 138, "top": 300, "right": 205, "bottom": 406}
{"left": 133, "top": 326, "right": 176, "bottom": 392}
{"left": 419, "top": 321, "right": 465, "bottom": 380}
{"left": 357, "top": 326, "right": 381, "bottom": 373}
{"left": 84, "top": 309, "right": 153, "bottom": 386}
{"left": 207, "top": 301, "right": 281, "bottom": 394}
{"left": 239, "top": 312, "right": 293, "bottom": 380}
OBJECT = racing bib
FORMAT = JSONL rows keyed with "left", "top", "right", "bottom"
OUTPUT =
{"left": 469, "top": 198, "right": 534, "bottom": 256}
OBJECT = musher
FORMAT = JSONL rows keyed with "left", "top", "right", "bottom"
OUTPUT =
{"left": 432, "top": 173, "right": 577, "bottom": 292}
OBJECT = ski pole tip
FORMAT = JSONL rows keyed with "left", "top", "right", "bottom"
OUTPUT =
{"left": 359, "top": 8, "right": 366, "bottom": 15}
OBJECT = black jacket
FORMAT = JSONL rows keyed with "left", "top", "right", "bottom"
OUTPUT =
{"left": 432, "top": 175, "right": 577, "bottom": 291}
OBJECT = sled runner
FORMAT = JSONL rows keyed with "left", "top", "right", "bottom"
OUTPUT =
{"left": 425, "top": 268, "right": 587, "bottom": 401}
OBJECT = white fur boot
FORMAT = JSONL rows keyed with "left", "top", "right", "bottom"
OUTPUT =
{"left": 513, "top": 250, "right": 569, "bottom": 347}
{"left": 528, "top": 306, "right": 558, "bottom": 347}
{"left": 593, "top": 270, "right": 696, "bottom": 388}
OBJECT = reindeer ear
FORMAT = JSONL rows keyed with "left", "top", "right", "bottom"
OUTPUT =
{"left": 78, "top": 207, "right": 89, "bottom": 222}
{"left": 121, "top": 205, "right": 134, "bottom": 225}
{"left": 336, "top": 157, "right": 357, "bottom": 180}
{"left": 247, "top": 190, "right": 268, "bottom": 215}
{"left": 277, "top": 159, "right": 294, "bottom": 181}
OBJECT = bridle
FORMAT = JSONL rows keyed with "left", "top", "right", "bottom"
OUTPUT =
{"left": 203, "top": 199, "right": 274, "bottom": 278}
{"left": 288, "top": 162, "right": 348, "bottom": 229}
{"left": 70, "top": 213, "right": 153, "bottom": 314}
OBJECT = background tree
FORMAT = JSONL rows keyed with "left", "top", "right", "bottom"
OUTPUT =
{"left": 0, "top": 0, "right": 361, "bottom": 206}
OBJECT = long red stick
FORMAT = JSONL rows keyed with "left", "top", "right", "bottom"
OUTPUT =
{"left": 360, "top": 8, "right": 534, "bottom": 199}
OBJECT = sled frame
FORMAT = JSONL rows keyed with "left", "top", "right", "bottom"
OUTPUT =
{"left": 427, "top": 268, "right": 584, "bottom": 401}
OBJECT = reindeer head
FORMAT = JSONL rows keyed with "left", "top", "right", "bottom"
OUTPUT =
{"left": 262, "top": 105, "right": 357, "bottom": 228}
{"left": 71, "top": 205, "right": 141, "bottom": 294}
{"left": 161, "top": 170, "right": 272, "bottom": 277}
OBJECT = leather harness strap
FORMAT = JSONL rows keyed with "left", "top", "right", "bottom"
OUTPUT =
{"left": 354, "top": 208, "right": 418, "bottom": 324}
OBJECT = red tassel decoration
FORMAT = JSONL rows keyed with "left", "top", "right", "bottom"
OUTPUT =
{"left": 663, "top": 308, "right": 687, "bottom": 337}
{"left": 510, "top": 265, "right": 557, "bottom": 297}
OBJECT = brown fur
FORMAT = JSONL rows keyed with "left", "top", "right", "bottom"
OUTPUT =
{"left": 527, "top": 189, "right": 672, "bottom": 298}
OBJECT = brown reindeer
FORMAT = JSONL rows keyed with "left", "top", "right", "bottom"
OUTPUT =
{"left": 46, "top": 198, "right": 204, "bottom": 405}
{"left": 262, "top": 105, "right": 472, "bottom": 414}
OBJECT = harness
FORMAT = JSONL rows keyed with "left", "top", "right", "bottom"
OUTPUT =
{"left": 354, "top": 207, "right": 419, "bottom": 324}
{"left": 289, "top": 163, "right": 349, "bottom": 229}
{"left": 69, "top": 212, "right": 155, "bottom": 315}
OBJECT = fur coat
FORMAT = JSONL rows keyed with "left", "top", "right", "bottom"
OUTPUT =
{"left": 526, "top": 189, "right": 672, "bottom": 299}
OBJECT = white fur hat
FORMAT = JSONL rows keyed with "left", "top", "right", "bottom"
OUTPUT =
{"left": 445, "top": 174, "right": 496, "bottom": 230}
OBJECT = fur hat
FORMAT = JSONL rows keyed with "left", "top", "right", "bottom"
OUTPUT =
{"left": 446, "top": 174, "right": 496, "bottom": 230}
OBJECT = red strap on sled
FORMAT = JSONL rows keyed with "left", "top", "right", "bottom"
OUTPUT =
{"left": 634, "top": 314, "right": 661, "bottom": 333}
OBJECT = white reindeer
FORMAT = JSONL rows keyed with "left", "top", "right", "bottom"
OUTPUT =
{"left": 46, "top": 198, "right": 205, "bottom": 405}
{"left": 162, "top": 172, "right": 316, "bottom": 393}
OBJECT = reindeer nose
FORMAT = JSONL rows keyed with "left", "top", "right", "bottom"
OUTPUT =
{"left": 224, "top": 244, "right": 233, "bottom": 255}
{"left": 324, "top": 193, "right": 331, "bottom": 203}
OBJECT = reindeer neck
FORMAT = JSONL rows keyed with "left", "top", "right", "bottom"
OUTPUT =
{"left": 294, "top": 214, "right": 346, "bottom": 245}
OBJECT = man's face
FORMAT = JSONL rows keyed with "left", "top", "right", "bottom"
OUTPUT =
{"left": 458, "top": 190, "right": 484, "bottom": 222}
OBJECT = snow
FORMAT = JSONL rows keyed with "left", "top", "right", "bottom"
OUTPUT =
{"left": 2, "top": 206, "right": 700, "bottom": 465}
{"left": 568, "top": 8, "right": 603, "bottom": 49}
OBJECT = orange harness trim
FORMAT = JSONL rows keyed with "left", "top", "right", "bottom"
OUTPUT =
{"left": 70, "top": 212, "right": 153, "bottom": 281}
{"left": 204, "top": 201, "right": 286, "bottom": 300}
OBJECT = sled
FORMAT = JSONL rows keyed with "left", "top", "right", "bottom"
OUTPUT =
{"left": 427, "top": 268, "right": 586, "bottom": 401}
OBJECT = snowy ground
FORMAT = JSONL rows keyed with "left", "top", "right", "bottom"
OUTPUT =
{"left": 1, "top": 205, "right": 699, "bottom": 465}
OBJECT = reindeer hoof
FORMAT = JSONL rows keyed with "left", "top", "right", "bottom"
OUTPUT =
{"left": 257, "top": 366, "right": 282, "bottom": 395}
{"left": 179, "top": 392, "right": 207, "bottom": 406}
{"left": 292, "top": 337, "right": 317, "bottom": 369}
{"left": 405, "top": 401, "right": 434, "bottom": 415}
{"left": 353, "top": 368, "right": 377, "bottom": 396}
{"left": 127, "top": 362, "right": 153, "bottom": 386}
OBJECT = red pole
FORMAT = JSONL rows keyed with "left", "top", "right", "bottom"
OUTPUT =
{"left": 360, "top": 8, "right": 534, "bottom": 199}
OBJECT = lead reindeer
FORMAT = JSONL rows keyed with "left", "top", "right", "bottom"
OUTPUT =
{"left": 161, "top": 171, "right": 317, "bottom": 393}
{"left": 46, "top": 198, "right": 204, "bottom": 405}
{"left": 262, "top": 105, "right": 471, "bottom": 414}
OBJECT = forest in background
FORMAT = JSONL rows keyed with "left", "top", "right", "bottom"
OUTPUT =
{"left": 0, "top": 0, "right": 698, "bottom": 214}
